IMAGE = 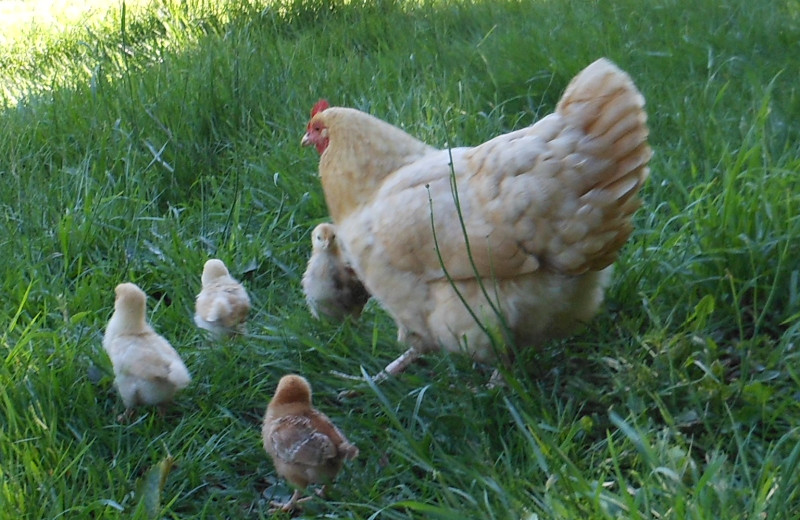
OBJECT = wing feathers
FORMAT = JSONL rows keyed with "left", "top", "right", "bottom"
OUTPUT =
{"left": 340, "top": 58, "right": 649, "bottom": 284}
{"left": 270, "top": 415, "right": 337, "bottom": 466}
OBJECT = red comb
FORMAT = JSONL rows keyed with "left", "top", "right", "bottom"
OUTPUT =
{"left": 311, "top": 99, "right": 330, "bottom": 117}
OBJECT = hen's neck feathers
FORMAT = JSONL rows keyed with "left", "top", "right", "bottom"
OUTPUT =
{"left": 318, "top": 107, "right": 436, "bottom": 221}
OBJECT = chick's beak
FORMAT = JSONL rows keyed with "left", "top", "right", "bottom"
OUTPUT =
{"left": 301, "top": 132, "right": 312, "bottom": 147}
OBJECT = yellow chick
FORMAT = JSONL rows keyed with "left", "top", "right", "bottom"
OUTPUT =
{"left": 194, "top": 259, "right": 251, "bottom": 337}
{"left": 262, "top": 374, "right": 359, "bottom": 512}
{"left": 102, "top": 283, "right": 191, "bottom": 421}
{"left": 302, "top": 223, "right": 370, "bottom": 320}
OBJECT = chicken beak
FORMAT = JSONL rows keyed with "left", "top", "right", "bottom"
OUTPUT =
{"left": 300, "top": 132, "right": 312, "bottom": 147}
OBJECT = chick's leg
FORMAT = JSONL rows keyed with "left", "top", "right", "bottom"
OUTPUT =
{"left": 116, "top": 408, "right": 136, "bottom": 423}
{"left": 269, "top": 489, "right": 305, "bottom": 513}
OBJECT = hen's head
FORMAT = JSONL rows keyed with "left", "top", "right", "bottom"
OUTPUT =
{"left": 301, "top": 99, "right": 330, "bottom": 154}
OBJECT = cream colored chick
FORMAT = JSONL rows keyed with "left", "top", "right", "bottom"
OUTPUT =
{"left": 302, "top": 223, "right": 370, "bottom": 320}
{"left": 103, "top": 283, "right": 191, "bottom": 421}
{"left": 194, "top": 259, "right": 251, "bottom": 337}
{"left": 262, "top": 374, "right": 359, "bottom": 512}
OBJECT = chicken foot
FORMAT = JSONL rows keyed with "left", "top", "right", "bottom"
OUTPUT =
{"left": 335, "top": 346, "right": 422, "bottom": 400}
{"left": 268, "top": 486, "right": 329, "bottom": 513}
{"left": 116, "top": 408, "right": 136, "bottom": 423}
{"left": 268, "top": 489, "right": 308, "bottom": 513}
{"left": 380, "top": 346, "right": 422, "bottom": 379}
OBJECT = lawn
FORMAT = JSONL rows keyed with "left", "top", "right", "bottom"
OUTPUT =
{"left": 0, "top": 0, "right": 799, "bottom": 518}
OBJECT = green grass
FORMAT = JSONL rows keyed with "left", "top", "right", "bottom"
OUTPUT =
{"left": 1, "top": 0, "right": 799, "bottom": 517}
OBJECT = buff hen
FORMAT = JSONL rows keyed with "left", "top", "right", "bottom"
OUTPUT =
{"left": 302, "top": 223, "right": 370, "bottom": 320}
{"left": 103, "top": 283, "right": 191, "bottom": 420}
{"left": 194, "top": 259, "right": 251, "bottom": 337}
{"left": 301, "top": 58, "right": 651, "bottom": 376}
{"left": 262, "top": 374, "right": 359, "bottom": 512}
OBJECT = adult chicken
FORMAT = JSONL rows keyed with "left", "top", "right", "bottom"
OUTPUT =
{"left": 301, "top": 58, "right": 651, "bottom": 377}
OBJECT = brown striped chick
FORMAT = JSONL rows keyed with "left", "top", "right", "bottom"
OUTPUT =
{"left": 194, "top": 259, "right": 251, "bottom": 338}
{"left": 102, "top": 283, "right": 191, "bottom": 421}
{"left": 302, "top": 223, "right": 370, "bottom": 320}
{"left": 262, "top": 374, "right": 359, "bottom": 512}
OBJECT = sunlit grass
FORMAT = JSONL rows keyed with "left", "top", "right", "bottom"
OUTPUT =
{"left": 0, "top": 0, "right": 121, "bottom": 39}
{"left": 0, "top": 0, "right": 228, "bottom": 104}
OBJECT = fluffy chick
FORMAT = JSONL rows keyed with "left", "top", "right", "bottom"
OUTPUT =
{"left": 262, "top": 374, "right": 359, "bottom": 512}
{"left": 103, "top": 283, "right": 191, "bottom": 421}
{"left": 302, "top": 223, "right": 370, "bottom": 320}
{"left": 194, "top": 259, "right": 251, "bottom": 337}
